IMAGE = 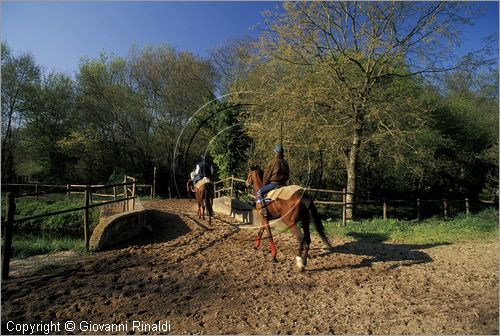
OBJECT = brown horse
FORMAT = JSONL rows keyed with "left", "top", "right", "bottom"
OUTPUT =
{"left": 195, "top": 179, "right": 214, "bottom": 225}
{"left": 245, "top": 166, "right": 332, "bottom": 271}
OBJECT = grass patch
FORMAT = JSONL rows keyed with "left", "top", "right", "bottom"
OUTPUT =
{"left": 323, "top": 208, "right": 498, "bottom": 244}
{"left": 10, "top": 234, "right": 86, "bottom": 259}
{"left": 4, "top": 196, "right": 100, "bottom": 237}
{"left": 1, "top": 195, "right": 100, "bottom": 259}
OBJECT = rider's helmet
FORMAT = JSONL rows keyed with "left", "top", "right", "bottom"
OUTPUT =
{"left": 273, "top": 144, "right": 284, "bottom": 155}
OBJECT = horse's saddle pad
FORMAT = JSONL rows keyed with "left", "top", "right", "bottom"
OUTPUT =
{"left": 195, "top": 177, "right": 212, "bottom": 189}
{"left": 265, "top": 185, "right": 303, "bottom": 201}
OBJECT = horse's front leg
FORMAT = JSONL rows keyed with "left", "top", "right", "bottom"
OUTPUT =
{"left": 262, "top": 216, "right": 277, "bottom": 263}
{"left": 254, "top": 227, "right": 265, "bottom": 249}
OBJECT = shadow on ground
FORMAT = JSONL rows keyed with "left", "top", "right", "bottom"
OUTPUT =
{"left": 113, "top": 210, "right": 192, "bottom": 249}
{"left": 311, "top": 231, "right": 452, "bottom": 272}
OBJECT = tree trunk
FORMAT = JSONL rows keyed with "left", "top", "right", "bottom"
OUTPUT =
{"left": 1, "top": 109, "right": 15, "bottom": 182}
{"left": 345, "top": 115, "right": 363, "bottom": 221}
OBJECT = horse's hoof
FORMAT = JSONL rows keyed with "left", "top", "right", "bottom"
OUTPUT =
{"left": 272, "top": 257, "right": 278, "bottom": 263}
{"left": 295, "top": 256, "right": 305, "bottom": 271}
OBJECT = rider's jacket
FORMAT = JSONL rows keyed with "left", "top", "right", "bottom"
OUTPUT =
{"left": 263, "top": 156, "right": 289, "bottom": 186}
{"left": 196, "top": 160, "right": 214, "bottom": 179}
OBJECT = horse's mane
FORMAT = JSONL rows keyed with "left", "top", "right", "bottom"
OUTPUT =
{"left": 250, "top": 165, "right": 264, "bottom": 179}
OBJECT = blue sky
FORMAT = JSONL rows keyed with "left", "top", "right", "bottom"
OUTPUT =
{"left": 2, "top": 1, "right": 498, "bottom": 76}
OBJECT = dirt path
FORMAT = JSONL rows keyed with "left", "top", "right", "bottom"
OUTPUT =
{"left": 2, "top": 199, "right": 498, "bottom": 334}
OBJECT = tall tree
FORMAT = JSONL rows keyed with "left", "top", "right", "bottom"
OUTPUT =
{"left": 207, "top": 38, "right": 256, "bottom": 179}
{"left": 128, "top": 45, "right": 216, "bottom": 193}
{"left": 71, "top": 46, "right": 216, "bottom": 190}
{"left": 22, "top": 73, "right": 77, "bottom": 183}
{"left": 1, "top": 42, "right": 41, "bottom": 182}
{"left": 430, "top": 69, "right": 498, "bottom": 199}
{"left": 258, "top": 1, "right": 480, "bottom": 219}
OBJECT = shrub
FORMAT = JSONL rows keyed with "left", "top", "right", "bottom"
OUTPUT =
{"left": 12, "top": 197, "right": 98, "bottom": 237}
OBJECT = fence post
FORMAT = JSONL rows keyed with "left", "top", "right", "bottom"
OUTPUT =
{"left": 66, "top": 184, "right": 70, "bottom": 198}
{"left": 342, "top": 188, "right": 346, "bottom": 225}
{"left": 465, "top": 197, "right": 470, "bottom": 216}
{"left": 152, "top": 166, "right": 156, "bottom": 199}
{"left": 417, "top": 199, "right": 421, "bottom": 221}
{"left": 132, "top": 178, "right": 136, "bottom": 210}
{"left": 2, "top": 192, "right": 15, "bottom": 280}
{"left": 383, "top": 200, "right": 387, "bottom": 220}
{"left": 123, "top": 176, "right": 127, "bottom": 212}
{"left": 443, "top": 198, "right": 448, "bottom": 219}
{"left": 230, "top": 176, "right": 234, "bottom": 198}
{"left": 113, "top": 186, "right": 117, "bottom": 200}
{"left": 83, "top": 186, "right": 90, "bottom": 252}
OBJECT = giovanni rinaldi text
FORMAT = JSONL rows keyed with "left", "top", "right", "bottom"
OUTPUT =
{"left": 6, "top": 320, "right": 172, "bottom": 334}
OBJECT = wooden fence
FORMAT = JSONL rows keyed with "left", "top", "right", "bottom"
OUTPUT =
{"left": 0, "top": 176, "right": 151, "bottom": 279}
{"left": 213, "top": 176, "right": 493, "bottom": 224}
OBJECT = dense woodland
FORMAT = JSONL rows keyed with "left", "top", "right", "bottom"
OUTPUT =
{"left": 2, "top": 3, "right": 498, "bottom": 217}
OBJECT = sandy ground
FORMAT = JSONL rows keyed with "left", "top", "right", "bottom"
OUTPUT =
{"left": 2, "top": 199, "right": 498, "bottom": 335}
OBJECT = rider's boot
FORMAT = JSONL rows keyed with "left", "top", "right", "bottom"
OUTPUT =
{"left": 260, "top": 204, "right": 269, "bottom": 219}
{"left": 257, "top": 196, "right": 269, "bottom": 219}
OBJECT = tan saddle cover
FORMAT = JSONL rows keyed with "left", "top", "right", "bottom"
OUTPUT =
{"left": 266, "top": 185, "right": 303, "bottom": 201}
{"left": 195, "top": 177, "right": 212, "bottom": 189}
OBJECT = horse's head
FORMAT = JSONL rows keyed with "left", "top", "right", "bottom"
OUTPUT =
{"left": 245, "top": 165, "right": 262, "bottom": 187}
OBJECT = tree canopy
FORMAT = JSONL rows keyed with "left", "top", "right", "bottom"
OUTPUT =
{"left": 1, "top": 3, "right": 497, "bottom": 205}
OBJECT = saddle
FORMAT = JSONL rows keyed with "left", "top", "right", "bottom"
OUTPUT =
{"left": 195, "top": 177, "right": 213, "bottom": 189}
{"left": 262, "top": 185, "right": 303, "bottom": 204}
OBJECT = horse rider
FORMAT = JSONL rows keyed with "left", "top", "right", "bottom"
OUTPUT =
{"left": 257, "top": 144, "right": 290, "bottom": 218}
{"left": 193, "top": 155, "right": 215, "bottom": 188}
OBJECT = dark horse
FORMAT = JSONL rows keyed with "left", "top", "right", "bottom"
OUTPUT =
{"left": 195, "top": 179, "right": 214, "bottom": 225}
{"left": 245, "top": 166, "right": 332, "bottom": 271}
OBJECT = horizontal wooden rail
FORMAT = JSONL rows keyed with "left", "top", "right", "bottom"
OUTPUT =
{"left": 1, "top": 176, "right": 143, "bottom": 278}
{"left": 305, "top": 188, "right": 344, "bottom": 194}
{"left": 12, "top": 196, "right": 137, "bottom": 224}
{"left": 2, "top": 183, "right": 67, "bottom": 188}
{"left": 315, "top": 201, "right": 344, "bottom": 205}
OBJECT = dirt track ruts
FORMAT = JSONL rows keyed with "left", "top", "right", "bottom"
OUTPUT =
{"left": 2, "top": 199, "right": 498, "bottom": 334}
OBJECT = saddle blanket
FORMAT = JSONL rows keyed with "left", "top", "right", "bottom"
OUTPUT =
{"left": 266, "top": 185, "right": 303, "bottom": 201}
{"left": 195, "top": 177, "right": 213, "bottom": 189}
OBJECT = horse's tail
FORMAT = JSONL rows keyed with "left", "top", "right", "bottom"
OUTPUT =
{"left": 203, "top": 183, "right": 214, "bottom": 217}
{"left": 302, "top": 194, "right": 332, "bottom": 249}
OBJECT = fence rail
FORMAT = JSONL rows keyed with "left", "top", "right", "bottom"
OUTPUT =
{"left": 0, "top": 176, "right": 150, "bottom": 280}
{"left": 2, "top": 181, "right": 155, "bottom": 200}
{"left": 213, "top": 176, "right": 496, "bottom": 225}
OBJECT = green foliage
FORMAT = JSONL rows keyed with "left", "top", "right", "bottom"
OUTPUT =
{"left": 10, "top": 234, "right": 85, "bottom": 259}
{"left": 1, "top": 42, "right": 41, "bottom": 182}
{"left": 13, "top": 197, "right": 99, "bottom": 237}
{"left": 207, "top": 102, "right": 251, "bottom": 179}
{"left": 324, "top": 208, "right": 498, "bottom": 244}
{"left": 424, "top": 70, "right": 499, "bottom": 198}
{"left": 2, "top": 13, "right": 497, "bottom": 203}
{"left": 21, "top": 73, "right": 78, "bottom": 183}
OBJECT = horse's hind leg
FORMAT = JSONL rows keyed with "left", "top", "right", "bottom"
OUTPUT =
{"left": 300, "top": 220, "right": 312, "bottom": 270}
{"left": 287, "top": 222, "right": 306, "bottom": 271}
